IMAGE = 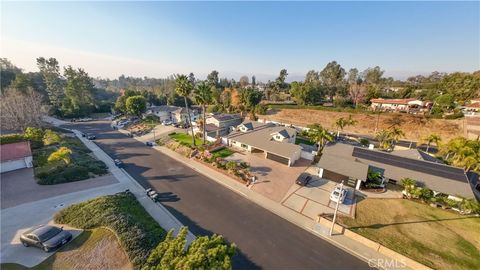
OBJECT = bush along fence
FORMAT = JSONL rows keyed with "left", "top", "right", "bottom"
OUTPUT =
{"left": 401, "top": 178, "right": 480, "bottom": 215}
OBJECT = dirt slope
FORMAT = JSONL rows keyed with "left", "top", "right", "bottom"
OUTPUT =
{"left": 263, "top": 109, "right": 464, "bottom": 142}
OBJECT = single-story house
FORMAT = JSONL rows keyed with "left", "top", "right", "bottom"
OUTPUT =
{"left": 318, "top": 143, "right": 476, "bottom": 199}
{"left": 0, "top": 141, "right": 33, "bottom": 173}
{"left": 144, "top": 105, "right": 199, "bottom": 124}
{"left": 370, "top": 98, "right": 427, "bottom": 112}
{"left": 226, "top": 121, "right": 302, "bottom": 166}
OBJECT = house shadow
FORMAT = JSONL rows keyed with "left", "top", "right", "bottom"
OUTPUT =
{"left": 250, "top": 166, "right": 272, "bottom": 176}
{"left": 161, "top": 204, "right": 261, "bottom": 270}
{"left": 307, "top": 178, "right": 330, "bottom": 188}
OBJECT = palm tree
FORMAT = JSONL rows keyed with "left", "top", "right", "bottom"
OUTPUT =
{"left": 175, "top": 74, "right": 196, "bottom": 146}
{"left": 335, "top": 115, "right": 357, "bottom": 138}
{"left": 388, "top": 126, "right": 404, "bottom": 150}
{"left": 424, "top": 134, "right": 441, "bottom": 153}
{"left": 305, "top": 124, "right": 334, "bottom": 157}
{"left": 194, "top": 82, "right": 212, "bottom": 145}
{"left": 375, "top": 129, "right": 392, "bottom": 150}
{"left": 47, "top": 146, "right": 73, "bottom": 165}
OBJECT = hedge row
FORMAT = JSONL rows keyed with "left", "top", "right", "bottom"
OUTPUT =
{"left": 54, "top": 192, "right": 166, "bottom": 269}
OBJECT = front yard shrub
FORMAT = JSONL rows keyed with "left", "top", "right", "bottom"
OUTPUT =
{"left": 54, "top": 192, "right": 166, "bottom": 269}
{"left": 226, "top": 161, "right": 237, "bottom": 171}
{"left": 0, "top": 134, "right": 25, "bottom": 145}
{"left": 43, "top": 129, "right": 62, "bottom": 145}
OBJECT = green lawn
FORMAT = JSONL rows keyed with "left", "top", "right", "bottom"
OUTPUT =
{"left": 1, "top": 229, "right": 130, "bottom": 270}
{"left": 210, "top": 148, "right": 234, "bottom": 159}
{"left": 295, "top": 137, "right": 315, "bottom": 145}
{"left": 339, "top": 198, "right": 480, "bottom": 270}
{"left": 54, "top": 192, "right": 165, "bottom": 269}
{"left": 168, "top": 132, "right": 202, "bottom": 146}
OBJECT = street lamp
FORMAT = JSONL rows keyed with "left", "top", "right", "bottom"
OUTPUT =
{"left": 329, "top": 180, "right": 344, "bottom": 236}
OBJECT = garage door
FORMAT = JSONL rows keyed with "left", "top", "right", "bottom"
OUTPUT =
{"left": 266, "top": 152, "right": 289, "bottom": 165}
{"left": 1, "top": 159, "right": 27, "bottom": 173}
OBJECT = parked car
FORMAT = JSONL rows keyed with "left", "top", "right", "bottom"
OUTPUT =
{"left": 296, "top": 173, "right": 312, "bottom": 186}
{"left": 162, "top": 120, "right": 173, "bottom": 126}
{"left": 330, "top": 185, "right": 347, "bottom": 203}
{"left": 20, "top": 225, "right": 72, "bottom": 252}
{"left": 146, "top": 141, "right": 156, "bottom": 147}
{"left": 81, "top": 132, "right": 86, "bottom": 137}
{"left": 86, "top": 134, "right": 96, "bottom": 140}
{"left": 146, "top": 189, "right": 159, "bottom": 202}
{"left": 114, "top": 159, "right": 124, "bottom": 167}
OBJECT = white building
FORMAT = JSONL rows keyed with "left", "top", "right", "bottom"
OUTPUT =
{"left": 0, "top": 141, "right": 33, "bottom": 173}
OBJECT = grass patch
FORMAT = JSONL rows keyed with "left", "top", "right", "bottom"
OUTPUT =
{"left": 33, "top": 135, "right": 108, "bottom": 185}
{"left": 1, "top": 228, "right": 131, "bottom": 270}
{"left": 168, "top": 132, "right": 202, "bottom": 146}
{"left": 338, "top": 198, "right": 480, "bottom": 270}
{"left": 295, "top": 137, "right": 314, "bottom": 145}
{"left": 210, "top": 148, "right": 234, "bottom": 159}
{"left": 54, "top": 192, "right": 165, "bottom": 269}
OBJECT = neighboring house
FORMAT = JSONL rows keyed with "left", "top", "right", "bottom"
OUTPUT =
{"left": 201, "top": 114, "right": 243, "bottom": 139}
{"left": 144, "top": 105, "right": 199, "bottom": 124}
{"left": 226, "top": 121, "right": 302, "bottom": 166}
{"left": 370, "top": 98, "right": 428, "bottom": 112}
{"left": 0, "top": 141, "right": 33, "bottom": 173}
{"left": 318, "top": 143, "right": 476, "bottom": 199}
{"left": 462, "top": 101, "right": 480, "bottom": 115}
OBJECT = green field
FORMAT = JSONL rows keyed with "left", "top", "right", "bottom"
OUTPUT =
{"left": 339, "top": 198, "right": 480, "bottom": 270}
{"left": 168, "top": 132, "right": 203, "bottom": 146}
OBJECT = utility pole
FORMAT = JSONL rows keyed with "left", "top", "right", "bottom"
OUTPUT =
{"left": 330, "top": 180, "right": 344, "bottom": 236}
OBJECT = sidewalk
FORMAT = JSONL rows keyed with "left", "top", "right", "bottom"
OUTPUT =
{"left": 72, "top": 129, "right": 195, "bottom": 243}
{"left": 154, "top": 145, "right": 414, "bottom": 270}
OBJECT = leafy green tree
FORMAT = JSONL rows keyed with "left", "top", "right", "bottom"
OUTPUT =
{"left": 1, "top": 58, "right": 22, "bottom": 92}
{"left": 440, "top": 72, "right": 480, "bottom": 103}
{"left": 175, "top": 74, "right": 196, "bottom": 146}
{"left": 143, "top": 227, "right": 236, "bottom": 270}
{"left": 194, "top": 82, "right": 212, "bottom": 144}
{"left": 61, "top": 66, "right": 95, "bottom": 117}
{"left": 48, "top": 146, "right": 72, "bottom": 165}
{"left": 10, "top": 73, "right": 32, "bottom": 93}
{"left": 319, "top": 61, "right": 346, "bottom": 99}
{"left": 126, "top": 95, "right": 147, "bottom": 117}
{"left": 305, "top": 124, "right": 334, "bottom": 157}
{"left": 435, "top": 94, "right": 455, "bottom": 112}
{"left": 207, "top": 70, "right": 219, "bottom": 88}
{"left": 37, "top": 57, "right": 64, "bottom": 110}
{"left": 400, "top": 178, "right": 417, "bottom": 197}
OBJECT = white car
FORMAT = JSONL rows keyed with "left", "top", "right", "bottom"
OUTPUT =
{"left": 330, "top": 185, "right": 347, "bottom": 203}
{"left": 162, "top": 120, "right": 173, "bottom": 126}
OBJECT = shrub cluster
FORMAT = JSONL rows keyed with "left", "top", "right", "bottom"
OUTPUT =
{"left": 0, "top": 134, "right": 25, "bottom": 145}
{"left": 54, "top": 192, "right": 166, "bottom": 269}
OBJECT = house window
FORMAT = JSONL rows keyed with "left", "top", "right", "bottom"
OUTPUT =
{"left": 241, "top": 144, "right": 248, "bottom": 149}
{"left": 276, "top": 135, "right": 281, "bottom": 139}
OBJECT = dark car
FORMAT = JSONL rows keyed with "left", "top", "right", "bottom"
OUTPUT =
{"left": 114, "top": 159, "right": 123, "bottom": 167}
{"left": 296, "top": 173, "right": 312, "bottom": 186}
{"left": 146, "top": 141, "right": 156, "bottom": 147}
{"left": 81, "top": 132, "right": 86, "bottom": 137}
{"left": 86, "top": 134, "right": 96, "bottom": 140}
{"left": 20, "top": 225, "right": 72, "bottom": 252}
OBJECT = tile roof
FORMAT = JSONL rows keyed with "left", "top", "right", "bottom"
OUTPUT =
{"left": 370, "top": 98, "right": 419, "bottom": 105}
{"left": 0, "top": 141, "right": 32, "bottom": 162}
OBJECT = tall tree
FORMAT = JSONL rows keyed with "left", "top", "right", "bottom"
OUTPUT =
{"left": 319, "top": 61, "right": 346, "bottom": 99}
{"left": 207, "top": 70, "right": 219, "bottom": 88}
{"left": 424, "top": 134, "right": 441, "bottom": 153}
{"left": 37, "top": 57, "right": 64, "bottom": 109}
{"left": 0, "top": 58, "right": 22, "bottom": 92}
{"left": 0, "top": 88, "right": 46, "bottom": 131}
{"left": 347, "top": 68, "right": 366, "bottom": 106}
{"left": 61, "top": 66, "right": 95, "bottom": 117}
{"left": 239, "top": 76, "right": 249, "bottom": 88}
{"left": 175, "top": 74, "right": 196, "bottom": 146}
{"left": 305, "top": 124, "right": 334, "bottom": 157}
{"left": 251, "top": 75, "right": 256, "bottom": 87}
{"left": 194, "top": 82, "right": 212, "bottom": 144}
{"left": 125, "top": 95, "right": 147, "bottom": 117}
{"left": 334, "top": 115, "right": 357, "bottom": 137}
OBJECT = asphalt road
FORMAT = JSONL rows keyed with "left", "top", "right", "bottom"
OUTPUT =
{"left": 66, "top": 121, "right": 369, "bottom": 270}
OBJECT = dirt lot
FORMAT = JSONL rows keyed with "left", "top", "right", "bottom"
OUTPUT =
{"left": 263, "top": 109, "right": 465, "bottom": 142}
{"left": 338, "top": 198, "right": 480, "bottom": 270}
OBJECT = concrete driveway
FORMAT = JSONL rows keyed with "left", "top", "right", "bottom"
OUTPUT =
{"left": 282, "top": 168, "right": 356, "bottom": 219}
{"left": 0, "top": 182, "right": 127, "bottom": 267}
{"left": 225, "top": 151, "right": 310, "bottom": 202}
{"left": 1, "top": 168, "right": 118, "bottom": 209}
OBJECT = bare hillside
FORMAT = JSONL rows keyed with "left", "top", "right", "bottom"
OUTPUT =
{"left": 262, "top": 109, "right": 464, "bottom": 142}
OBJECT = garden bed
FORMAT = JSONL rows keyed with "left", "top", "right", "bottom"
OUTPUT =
{"left": 168, "top": 132, "right": 203, "bottom": 146}
{"left": 54, "top": 192, "right": 166, "bottom": 269}
{"left": 33, "top": 135, "right": 108, "bottom": 185}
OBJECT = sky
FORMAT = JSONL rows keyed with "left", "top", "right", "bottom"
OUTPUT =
{"left": 1, "top": 1, "right": 479, "bottom": 81}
